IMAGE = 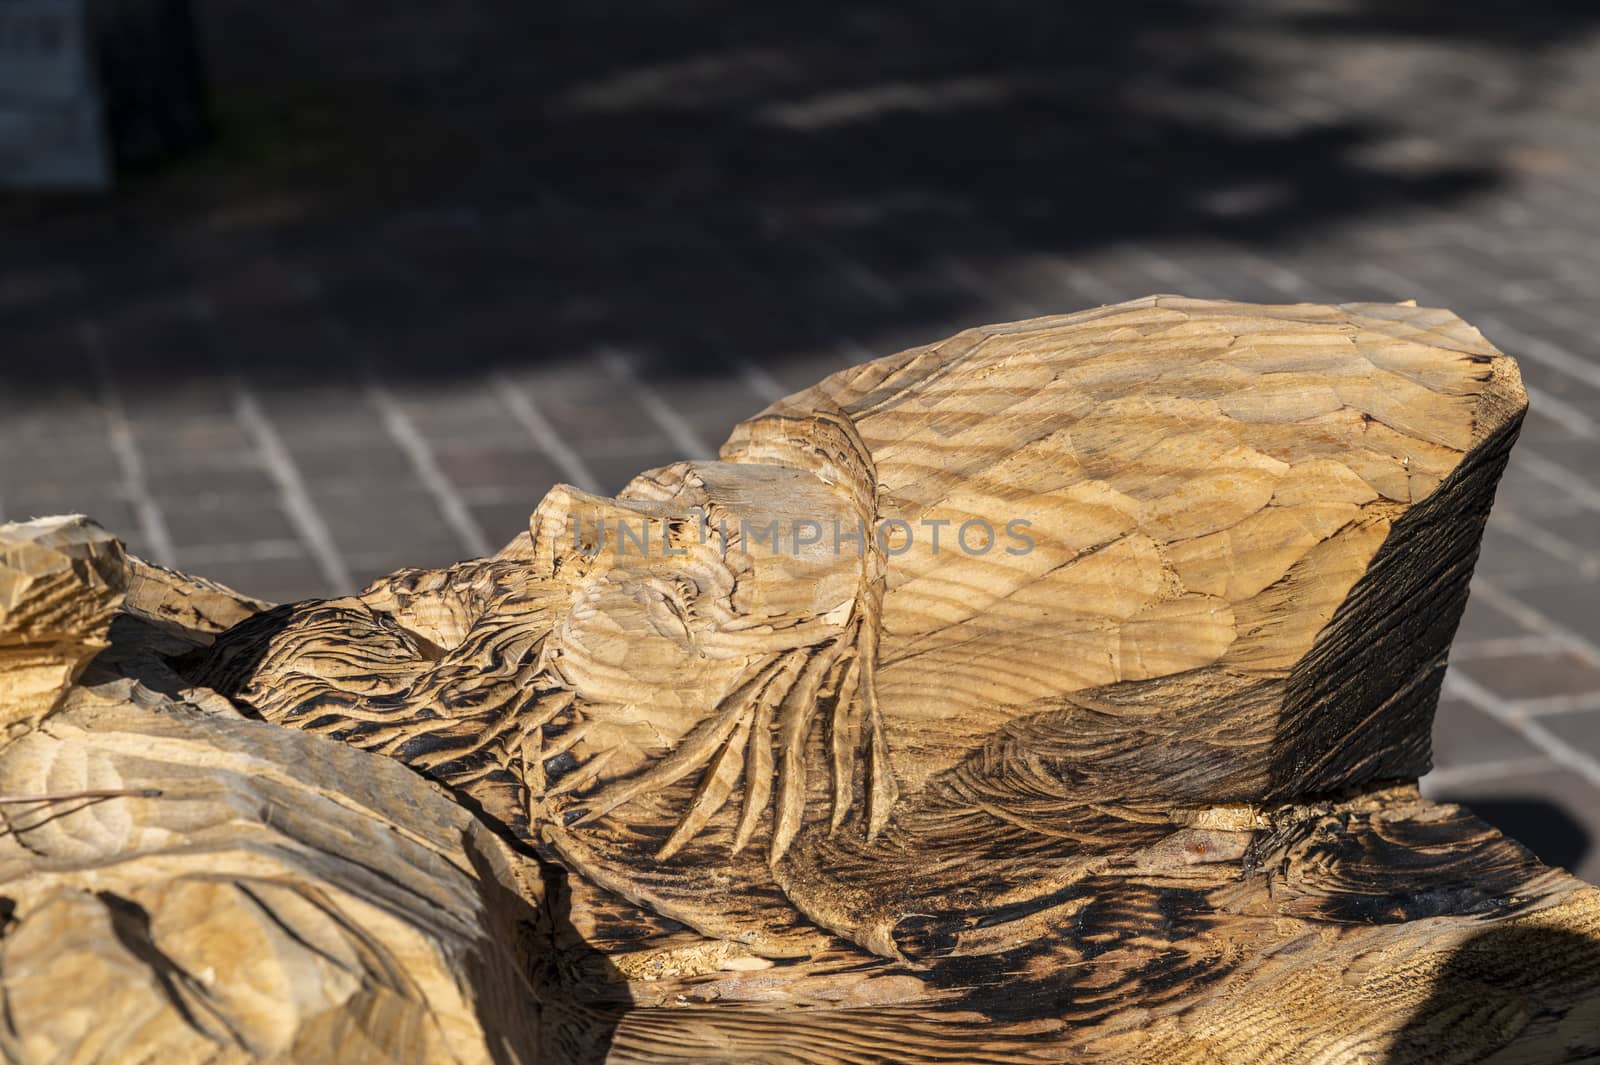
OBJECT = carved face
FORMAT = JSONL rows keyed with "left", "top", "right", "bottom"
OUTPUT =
{"left": 523, "top": 458, "right": 889, "bottom": 858}
{"left": 529, "top": 461, "right": 864, "bottom": 740}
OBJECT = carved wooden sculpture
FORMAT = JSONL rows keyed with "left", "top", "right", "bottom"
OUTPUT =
{"left": 3, "top": 296, "right": 1598, "bottom": 1063}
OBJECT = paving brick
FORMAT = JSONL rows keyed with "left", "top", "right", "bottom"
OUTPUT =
{"left": 1539, "top": 509, "right": 1600, "bottom": 556}
{"left": 432, "top": 444, "right": 565, "bottom": 497}
{"left": 199, "top": 556, "right": 338, "bottom": 604}
{"left": 529, "top": 373, "right": 676, "bottom": 454}
{"left": 0, "top": 430, "right": 123, "bottom": 498}
{"left": 306, "top": 484, "right": 464, "bottom": 561}
{"left": 257, "top": 403, "right": 392, "bottom": 455}
{"left": 1517, "top": 453, "right": 1600, "bottom": 509}
{"left": 1474, "top": 523, "right": 1578, "bottom": 588}
{"left": 178, "top": 540, "right": 307, "bottom": 568}
{"left": 470, "top": 502, "right": 537, "bottom": 550}
{"left": 1501, "top": 578, "right": 1600, "bottom": 647}
{"left": 1539, "top": 710, "right": 1600, "bottom": 762}
{"left": 1450, "top": 648, "right": 1600, "bottom": 705}
{"left": 154, "top": 494, "right": 300, "bottom": 550}
{"left": 1429, "top": 697, "right": 1543, "bottom": 773}
{"left": 1494, "top": 454, "right": 1585, "bottom": 515}
{"left": 385, "top": 387, "right": 526, "bottom": 444}
{"left": 1454, "top": 589, "right": 1538, "bottom": 646}
{"left": 144, "top": 463, "right": 276, "bottom": 498}
{"left": 128, "top": 414, "right": 257, "bottom": 460}
{"left": 290, "top": 442, "right": 421, "bottom": 482}
{"left": 630, "top": 371, "right": 772, "bottom": 449}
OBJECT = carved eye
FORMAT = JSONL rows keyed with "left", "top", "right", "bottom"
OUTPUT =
{"left": 636, "top": 576, "right": 698, "bottom": 645}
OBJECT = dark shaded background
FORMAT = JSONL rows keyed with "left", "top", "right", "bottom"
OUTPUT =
{"left": 4, "top": 1, "right": 1600, "bottom": 885}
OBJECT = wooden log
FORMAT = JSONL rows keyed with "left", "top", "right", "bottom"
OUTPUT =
{"left": 3, "top": 297, "right": 1598, "bottom": 1064}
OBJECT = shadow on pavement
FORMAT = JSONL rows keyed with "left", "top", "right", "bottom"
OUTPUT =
{"left": 4, "top": 0, "right": 1599, "bottom": 392}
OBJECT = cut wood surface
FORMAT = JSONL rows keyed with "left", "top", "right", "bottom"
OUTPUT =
{"left": 2, "top": 297, "right": 1597, "bottom": 1064}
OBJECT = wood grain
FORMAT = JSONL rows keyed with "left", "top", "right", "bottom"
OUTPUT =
{"left": 3, "top": 297, "right": 1597, "bottom": 1063}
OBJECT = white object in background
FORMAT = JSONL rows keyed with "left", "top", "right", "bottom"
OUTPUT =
{"left": 0, "top": 0, "right": 111, "bottom": 190}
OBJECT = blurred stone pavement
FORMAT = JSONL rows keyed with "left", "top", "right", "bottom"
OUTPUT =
{"left": 4, "top": 0, "right": 1600, "bottom": 879}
